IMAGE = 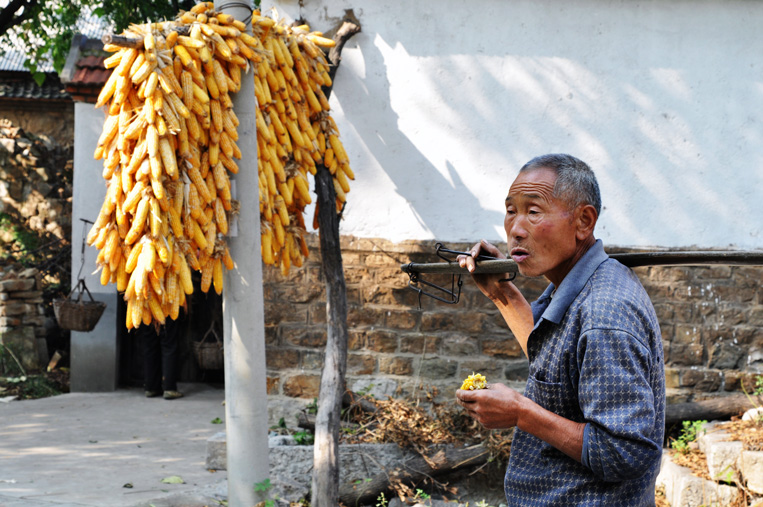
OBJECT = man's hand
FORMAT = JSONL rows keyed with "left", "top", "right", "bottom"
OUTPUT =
{"left": 457, "top": 240, "right": 534, "bottom": 355}
{"left": 455, "top": 383, "right": 524, "bottom": 429}
{"left": 457, "top": 240, "right": 509, "bottom": 301}
{"left": 457, "top": 383, "right": 586, "bottom": 463}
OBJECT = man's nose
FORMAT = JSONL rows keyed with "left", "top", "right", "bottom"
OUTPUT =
{"left": 507, "top": 215, "right": 528, "bottom": 239}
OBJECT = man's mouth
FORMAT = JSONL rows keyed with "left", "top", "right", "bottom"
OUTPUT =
{"left": 510, "top": 248, "right": 529, "bottom": 263}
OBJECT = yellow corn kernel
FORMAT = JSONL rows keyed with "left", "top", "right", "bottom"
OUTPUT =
{"left": 158, "top": 137, "right": 178, "bottom": 179}
{"left": 214, "top": 197, "right": 228, "bottom": 235}
{"left": 460, "top": 372, "right": 488, "bottom": 391}
{"left": 212, "top": 257, "right": 223, "bottom": 295}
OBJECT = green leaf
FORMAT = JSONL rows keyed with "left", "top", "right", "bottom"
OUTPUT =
{"left": 254, "top": 478, "right": 272, "bottom": 492}
{"left": 211, "top": 417, "right": 223, "bottom": 424}
{"left": 32, "top": 72, "right": 46, "bottom": 87}
{"left": 160, "top": 475, "right": 185, "bottom": 484}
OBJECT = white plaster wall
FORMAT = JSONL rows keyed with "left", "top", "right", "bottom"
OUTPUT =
{"left": 266, "top": 0, "right": 763, "bottom": 249}
{"left": 71, "top": 102, "right": 118, "bottom": 392}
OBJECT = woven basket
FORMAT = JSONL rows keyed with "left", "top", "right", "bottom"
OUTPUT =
{"left": 53, "top": 279, "right": 107, "bottom": 332}
{"left": 193, "top": 326, "right": 223, "bottom": 370}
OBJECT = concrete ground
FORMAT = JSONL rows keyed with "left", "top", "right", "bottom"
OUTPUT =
{"left": 0, "top": 383, "right": 229, "bottom": 507}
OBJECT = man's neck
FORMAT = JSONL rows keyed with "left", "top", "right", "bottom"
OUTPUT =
{"left": 546, "top": 236, "right": 597, "bottom": 287}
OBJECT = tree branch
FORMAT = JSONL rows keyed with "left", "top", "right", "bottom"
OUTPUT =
{"left": 0, "top": 0, "right": 39, "bottom": 38}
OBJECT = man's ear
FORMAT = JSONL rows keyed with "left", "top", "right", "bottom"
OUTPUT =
{"left": 575, "top": 204, "right": 598, "bottom": 240}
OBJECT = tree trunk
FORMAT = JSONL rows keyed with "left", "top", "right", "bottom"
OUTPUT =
{"left": 311, "top": 164, "right": 349, "bottom": 507}
{"left": 337, "top": 445, "right": 489, "bottom": 507}
{"left": 665, "top": 394, "right": 763, "bottom": 427}
{"left": 310, "top": 17, "right": 361, "bottom": 507}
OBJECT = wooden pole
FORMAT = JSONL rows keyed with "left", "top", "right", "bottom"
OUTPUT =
{"left": 310, "top": 18, "right": 360, "bottom": 507}
{"left": 216, "top": 1, "right": 270, "bottom": 505}
{"left": 311, "top": 164, "right": 349, "bottom": 507}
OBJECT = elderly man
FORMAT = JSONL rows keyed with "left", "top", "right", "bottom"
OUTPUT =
{"left": 456, "top": 154, "right": 665, "bottom": 506}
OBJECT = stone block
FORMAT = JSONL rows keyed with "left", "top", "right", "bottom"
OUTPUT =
{"left": 0, "top": 302, "right": 28, "bottom": 316}
{"left": 348, "top": 330, "right": 366, "bottom": 350}
{"left": 674, "top": 324, "right": 701, "bottom": 344}
{"left": 481, "top": 336, "right": 522, "bottom": 359}
{"left": 266, "top": 348, "right": 300, "bottom": 370}
{"left": 266, "top": 376, "right": 280, "bottom": 395}
{"left": 664, "top": 368, "right": 680, "bottom": 389}
{"left": 653, "top": 303, "right": 674, "bottom": 322}
{"left": 384, "top": 310, "right": 419, "bottom": 331}
{"left": 713, "top": 284, "right": 755, "bottom": 303}
{"left": 342, "top": 266, "right": 368, "bottom": 285}
{"left": 378, "top": 356, "right": 413, "bottom": 376}
{"left": 205, "top": 431, "right": 227, "bottom": 470}
{"left": 699, "top": 428, "right": 743, "bottom": 483}
{"left": 22, "top": 315, "right": 45, "bottom": 327}
{"left": 742, "top": 450, "right": 763, "bottom": 494}
{"left": 421, "top": 311, "right": 485, "bottom": 334}
{"left": 308, "top": 302, "right": 326, "bottom": 325}
{"left": 399, "top": 334, "right": 438, "bottom": 354}
{"left": 665, "top": 388, "right": 691, "bottom": 405}
{"left": 709, "top": 342, "right": 744, "bottom": 369}
{"left": 282, "top": 374, "right": 321, "bottom": 398}
{"left": 681, "top": 369, "right": 722, "bottom": 392}
{"left": 347, "top": 306, "right": 387, "bottom": 328}
{"left": 504, "top": 359, "right": 530, "bottom": 381}
{"left": 281, "top": 326, "right": 326, "bottom": 348}
{"left": 301, "top": 350, "right": 324, "bottom": 370}
{"left": 265, "top": 325, "right": 278, "bottom": 346}
{"left": 365, "top": 330, "right": 398, "bottom": 353}
{"left": 347, "top": 353, "right": 375, "bottom": 375}
{"left": 0, "top": 317, "right": 21, "bottom": 328}
{"left": 440, "top": 334, "right": 479, "bottom": 356}
{"left": 657, "top": 452, "right": 742, "bottom": 507}
{"left": 0, "top": 326, "right": 39, "bottom": 371}
{"left": 374, "top": 267, "right": 407, "bottom": 286}
{"left": 0, "top": 279, "right": 35, "bottom": 292}
{"left": 265, "top": 302, "right": 308, "bottom": 325}
{"left": 350, "top": 378, "right": 398, "bottom": 399}
{"left": 13, "top": 290, "right": 43, "bottom": 299}
{"left": 670, "top": 343, "right": 703, "bottom": 366}
{"left": 418, "top": 357, "right": 457, "bottom": 379}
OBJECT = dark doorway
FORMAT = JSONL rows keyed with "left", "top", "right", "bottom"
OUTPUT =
{"left": 117, "top": 272, "right": 225, "bottom": 388}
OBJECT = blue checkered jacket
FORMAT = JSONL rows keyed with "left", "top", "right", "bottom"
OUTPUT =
{"left": 504, "top": 240, "right": 665, "bottom": 506}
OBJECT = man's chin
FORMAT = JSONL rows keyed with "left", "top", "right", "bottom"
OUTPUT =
{"left": 516, "top": 263, "right": 543, "bottom": 279}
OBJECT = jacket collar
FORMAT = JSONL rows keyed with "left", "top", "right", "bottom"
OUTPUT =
{"left": 533, "top": 239, "right": 609, "bottom": 327}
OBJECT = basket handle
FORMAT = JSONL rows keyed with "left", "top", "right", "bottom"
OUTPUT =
{"left": 67, "top": 279, "right": 96, "bottom": 304}
{"left": 200, "top": 321, "right": 223, "bottom": 346}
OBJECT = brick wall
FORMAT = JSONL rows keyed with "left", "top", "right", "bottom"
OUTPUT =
{"left": 0, "top": 267, "right": 47, "bottom": 373}
{"left": 264, "top": 236, "right": 762, "bottom": 408}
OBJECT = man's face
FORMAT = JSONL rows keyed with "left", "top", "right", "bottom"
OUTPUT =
{"left": 504, "top": 167, "right": 580, "bottom": 285}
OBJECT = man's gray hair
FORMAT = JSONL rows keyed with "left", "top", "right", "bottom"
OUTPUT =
{"left": 520, "top": 153, "right": 602, "bottom": 216}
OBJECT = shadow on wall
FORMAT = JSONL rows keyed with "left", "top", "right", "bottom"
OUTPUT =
{"left": 328, "top": 0, "right": 763, "bottom": 248}
{"left": 331, "top": 34, "right": 505, "bottom": 242}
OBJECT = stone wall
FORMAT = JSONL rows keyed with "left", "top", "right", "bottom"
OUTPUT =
{"left": 0, "top": 103, "right": 74, "bottom": 147}
{"left": 264, "top": 236, "right": 763, "bottom": 410}
{"left": 0, "top": 121, "right": 73, "bottom": 243}
{"left": 0, "top": 267, "right": 47, "bottom": 373}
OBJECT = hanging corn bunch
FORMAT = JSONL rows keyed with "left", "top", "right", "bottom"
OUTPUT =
{"left": 88, "top": 2, "right": 353, "bottom": 328}
{"left": 251, "top": 17, "right": 354, "bottom": 276}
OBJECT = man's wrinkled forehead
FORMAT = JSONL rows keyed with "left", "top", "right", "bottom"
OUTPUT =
{"left": 506, "top": 167, "right": 558, "bottom": 203}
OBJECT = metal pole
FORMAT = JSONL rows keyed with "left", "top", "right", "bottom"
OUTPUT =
{"left": 216, "top": 1, "right": 270, "bottom": 505}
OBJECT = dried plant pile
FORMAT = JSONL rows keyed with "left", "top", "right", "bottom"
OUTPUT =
{"left": 342, "top": 388, "right": 513, "bottom": 466}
